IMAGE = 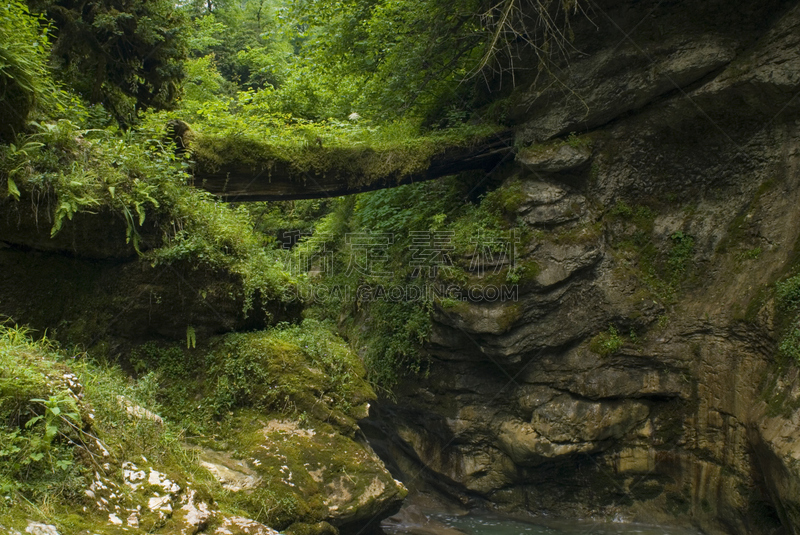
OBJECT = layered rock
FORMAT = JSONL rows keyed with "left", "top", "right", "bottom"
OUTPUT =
{"left": 369, "top": 0, "right": 800, "bottom": 533}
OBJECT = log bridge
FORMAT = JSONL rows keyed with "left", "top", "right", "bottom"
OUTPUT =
{"left": 174, "top": 123, "right": 515, "bottom": 202}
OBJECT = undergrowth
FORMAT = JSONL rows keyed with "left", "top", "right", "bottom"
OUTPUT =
{"left": 589, "top": 325, "right": 626, "bottom": 356}
{"left": 776, "top": 274, "right": 800, "bottom": 366}
{"left": 128, "top": 319, "right": 373, "bottom": 432}
{"left": 0, "top": 318, "right": 376, "bottom": 531}
{"left": 0, "top": 323, "right": 194, "bottom": 526}
{"left": 294, "top": 175, "right": 532, "bottom": 392}
{"left": 0, "top": 118, "right": 296, "bottom": 314}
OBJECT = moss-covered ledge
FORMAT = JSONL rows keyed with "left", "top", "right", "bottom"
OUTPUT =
{"left": 186, "top": 128, "right": 514, "bottom": 201}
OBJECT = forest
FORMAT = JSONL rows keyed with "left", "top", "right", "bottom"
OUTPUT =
{"left": 0, "top": 0, "right": 567, "bottom": 531}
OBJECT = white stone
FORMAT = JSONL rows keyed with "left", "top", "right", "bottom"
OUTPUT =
{"left": 25, "top": 523, "right": 59, "bottom": 535}
{"left": 181, "top": 491, "right": 212, "bottom": 526}
{"left": 126, "top": 512, "right": 139, "bottom": 528}
{"left": 148, "top": 495, "right": 173, "bottom": 512}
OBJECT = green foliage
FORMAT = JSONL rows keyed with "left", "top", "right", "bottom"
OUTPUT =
{"left": 360, "top": 300, "right": 433, "bottom": 392}
{"left": 0, "top": 326, "right": 84, "bottom": 502}
{"left": 776, "top": 275, "right": 800, "bottom": 313}
{"left": 566, "top": 132, "right": 590, "bottom": 148}
{"left": 1, "top": 117, "right": 296, "bottom": 312}
{"left": 130, "top": 342, "right": 192, "bottom": 381}
{"left": 127, "top": 320, "right": 373, "bottom": 430}
{"left": 0, "top": 323, "right": 221, "bottom": 528}
{"left": 1, "top": 140, "right": 43, "bottom": 200}
{"left": 778, "top": 326, "right": 800, "bottom": 365}
{"left": 667, "top": 231, "right": 695, "bottom": 287}
{"left": 175, "top": 0, "right": 587, "bottom": 125}
{"left": 31, "top": 0, "right": 188, "bottom": 125}
{"left": 287, "top": 176, "right": 531, "bottom": 391}
{"left": 186, "top": 1, "right": 291, "bottom": 90}
{"left": 0, "top": 1, "right": 57, "bottom": 140}
{"left": 183, "top": 55, "right": 233, "bottom": 105}
{"left": 290, "top": 0, "right": 484, "bottom": 122}
{"left": 186, "top": 326, "right": 197, "bottom": 349}
{"left": 775, "top": 275, "right": 800, "bottom": 367}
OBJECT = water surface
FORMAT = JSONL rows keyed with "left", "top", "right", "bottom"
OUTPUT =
{"left": 391, "top": 512, "right": 703, "bottom": 535}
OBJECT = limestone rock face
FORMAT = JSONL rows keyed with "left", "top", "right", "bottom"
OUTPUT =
{"left": 369, "top": 1, "right": 800, "bottom": 534}
{"left": 517, "top": 142, "right": 592, "bottom": 173}
{"left": 750, "top": 368, "right": 800, "bottom": 533}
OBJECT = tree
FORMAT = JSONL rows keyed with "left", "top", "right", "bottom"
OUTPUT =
{"left": 29, "top": 0, "right": 188, "bottom": 125}
{"left": 184, "top": 0, "right": 292, "bottom": 90}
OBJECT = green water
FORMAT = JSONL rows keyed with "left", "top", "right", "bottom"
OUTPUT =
{"left": 431, "top": 514, "right": 702, "bottom": 535}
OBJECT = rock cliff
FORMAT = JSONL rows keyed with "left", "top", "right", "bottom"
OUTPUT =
{"left": 369, "top": 0, "right": 800, "bottom": 533}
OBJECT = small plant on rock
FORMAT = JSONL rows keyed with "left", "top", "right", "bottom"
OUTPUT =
{"left": 589, "top": 324, "right": 625, "bottom": 356}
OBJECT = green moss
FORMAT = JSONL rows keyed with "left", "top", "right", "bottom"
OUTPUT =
{"left": 606, "top": 201, "right": 697, "bottom": 303}
{"left": 507, "top": 259, "right": 540, "bottom": 285}
{"left": 130, "top": 320, "right": 374, "bottom": 431}
{"left": 204, "top": 408, "right": 405, "bottom": 532}
{"left": 552, "top": 221, "right": 603, "bottom": 245}
{"left": 191, "top": 122, "right": 502, "bottom": 189}
{"left": 286, "top": 521, "right": 339, "bottom": 535}
{"left": 483, "top": 179, "right": 527, "bottom": 215}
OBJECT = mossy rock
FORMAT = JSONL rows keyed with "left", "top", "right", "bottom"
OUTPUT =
{"left": 203, "top": 411, "right": 407, "bottom": 533}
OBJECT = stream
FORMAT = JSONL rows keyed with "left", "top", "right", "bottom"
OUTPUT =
{"left": 382, "top": 510, "right": 704, "bottom": 535}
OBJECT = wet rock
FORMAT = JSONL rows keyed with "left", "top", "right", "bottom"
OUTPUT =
{"left": 497, "top": 419, "right": 595, "bottom": 465}
{"left": 496, "top": 396, "right": 650, "bottom": 466}
{"left": 750, "top": 371, "right": 800, "bottom": 534}
{"left": 371, "top": 3, "right": 800, "bottom": 533}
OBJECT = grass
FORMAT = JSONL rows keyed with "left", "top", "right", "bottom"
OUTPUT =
{"left": 0, "top": 323, "right": 199, "bottom": 530}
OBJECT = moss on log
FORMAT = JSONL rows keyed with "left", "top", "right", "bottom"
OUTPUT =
{"left": 187, "top": 128, "right": 514, "bottom": 201}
